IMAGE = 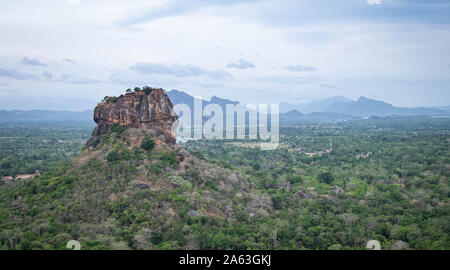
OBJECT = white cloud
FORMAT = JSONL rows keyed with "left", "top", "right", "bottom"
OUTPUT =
{"left": 286, "top": 65, "right": 316, "bottom": 72}
{"left": 227, "top": 59, "right": 255, "bottom": 69}
{"left": 366, "top": 0, "right": 381, "bottom": 5}
{"left": 21, "top": 57, "right": 46, "bottom": 66}
{"left": 130, "top": 62, "right": 233, "bottom": 80}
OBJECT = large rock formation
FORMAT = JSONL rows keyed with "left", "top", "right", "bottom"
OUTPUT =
{"left": 86, "top": 89, "right": 178, "bottom": 147}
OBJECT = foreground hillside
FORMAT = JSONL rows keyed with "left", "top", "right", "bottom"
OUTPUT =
{"left": 0, "top": 125, "right": 271, "bottom": 250}
{"left": 0, "top": 116, "right": 448, "bottom": 250}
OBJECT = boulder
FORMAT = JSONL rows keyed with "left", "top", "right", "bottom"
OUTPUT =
{"left": 390, "top": 241, "right": 410, "bottom": 250}
{"left": 330, "top": 186, "right": 344, "bottom": 195}
{"left": 295, "top": 189, "right": 310, "bottom": 199}
{"left": 187, "top": 210, "right": 202, "bottom": 217}
{"left": 137, "top": 183, "right": 149, "bottom": 190}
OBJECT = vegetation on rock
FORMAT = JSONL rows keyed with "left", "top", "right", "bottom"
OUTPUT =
{"left": 141, "top": 137, "right": 155, "bottom": 151}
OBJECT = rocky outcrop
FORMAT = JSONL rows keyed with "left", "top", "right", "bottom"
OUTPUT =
{"left": 330, "top": 186, "right": 344, "bottom": 195}
{"left": 295, "top": 189, "right": 310, "bottom": 199}
{"left": 390, "top": 241, "right": 410, "bottom": 250}
{"left": 86, "top": 89, "right": 178, "bottom": 147}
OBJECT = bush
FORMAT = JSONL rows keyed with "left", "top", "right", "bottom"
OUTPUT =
{"left": 169, "top": 175, "right": 192, "bottom": 190}
{"left": 110, "top": 123, "right": 126, "bottom": 134}
{"left": 80, "top": 145, "right": 87, "bottom": 153}
{"left": 141, "top": 137, "right": 155, "bottom": 151}
{"left": 160, "top": 151, "right": 177, "bottom": 165}
{"left": 260, "top": 176, "right": 278, "bottom": 189}
{"left": 107, "top": 150, "right": 121, "bottom": 162}
{"left": 192, "top": 151, "right": 204, "bottom": 160}
{"left": 288, "top": 175, "right": 303, "bottom": 184}
{"left": 149, "top": 163, "right": 162, "bottom": 174}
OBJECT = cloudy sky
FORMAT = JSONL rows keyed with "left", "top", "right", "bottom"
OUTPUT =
{"left": 0, "top": 0, "right": 449, "bottom": 110}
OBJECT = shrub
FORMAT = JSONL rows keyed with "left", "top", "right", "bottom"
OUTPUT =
{"left": 107, "top": 150, "right": 121, "bottom": 162}
{"left": 149, "top": 163, "right": 162, "bottom": 174}
{"left": 260, "top": 176, "right": 278, "bottom": 189}
{"left": 110, "top": 123, "right": 126, "bottom": 134}
{"left": 252, "top": 162, "right": 261, "bottom": 171}
{"left": 141, "top": 137, "right": 155, "bottom": 151}
{"left": 80, "top": 145, "right": 87, "bottom": 153}
{"left": 191, "top": 151, "right": 204, "bottom": 160}
{"left": 160, "top": 151, "right": 177, "bottom": 166}
{"left": 289, "top": 175, "right": 303, "bottom": 184}
{"left": 169, "top": 175, "right": 192, "bottom": 190}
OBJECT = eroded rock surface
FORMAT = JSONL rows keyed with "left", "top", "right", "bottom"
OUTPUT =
{"left": 86, "top": 89, "right": 178, "bottom": 147}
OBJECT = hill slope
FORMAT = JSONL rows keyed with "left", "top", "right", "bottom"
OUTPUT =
{"left": 0, "top": 89, "right": 271, "bottom": 250}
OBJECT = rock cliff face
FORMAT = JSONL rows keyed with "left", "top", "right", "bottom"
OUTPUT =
{"left": 86, "top": 89, "right": 178, "bottom": 147}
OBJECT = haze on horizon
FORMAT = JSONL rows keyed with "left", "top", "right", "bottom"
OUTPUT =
{"left": 0, "top": 0, "right": 449, "bottom": 111}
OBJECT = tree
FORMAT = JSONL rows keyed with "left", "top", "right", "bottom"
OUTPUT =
{"left": 102, "top": 96, "right": 118, "bottom": 103}
{"left": 318, "top": 172, "right": 335, "bottom": 184}
{"left": 126, "top": 88, "right": 132, "bottom": 93}
{"left": 143, "top": 86, "right": 152, "bottom": 95}
{"left": 0, "top": 161, "right": 12, "bottom": 169}
{"left": 272, "top": 191, "right": 291, "bottom": 210}
{"left": 134, "top": 87, "right": 141, "bottom": 92}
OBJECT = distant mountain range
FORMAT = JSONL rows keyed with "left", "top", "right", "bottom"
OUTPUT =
{"left": 0, "top": 90, "right": 448, "bottom": 125}
{"left": 434, "top": 105, "right": 450, "bottom": 113}
{"left": 167, "top": 90, "right": 449, "bottom": 123}
{"left": 280, "top": 96, "right": 352, "bottom": 114}
{"left": 323, "top": 96, "right": 446, "bottom": 117}
{"left": 280, "top": 96, "right": 447, "bottom": 117}
{"left": 0, "top": 109, "right": 94, "bottom": 124}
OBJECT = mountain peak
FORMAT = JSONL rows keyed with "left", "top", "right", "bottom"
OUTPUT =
{"left": 167, "top": 89, "right": 190, "bottom": 96}
{"left": 356, "top": 96, "right": 381, "bottom": 103}
{"left": 210, "top": 95, "right": 239, "bottom": 105}
{"left": 284, "top": 110, "right": 304, "bottom": 116}
{"left": 357, "top": 96, "right": 370, "bottom": 101}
